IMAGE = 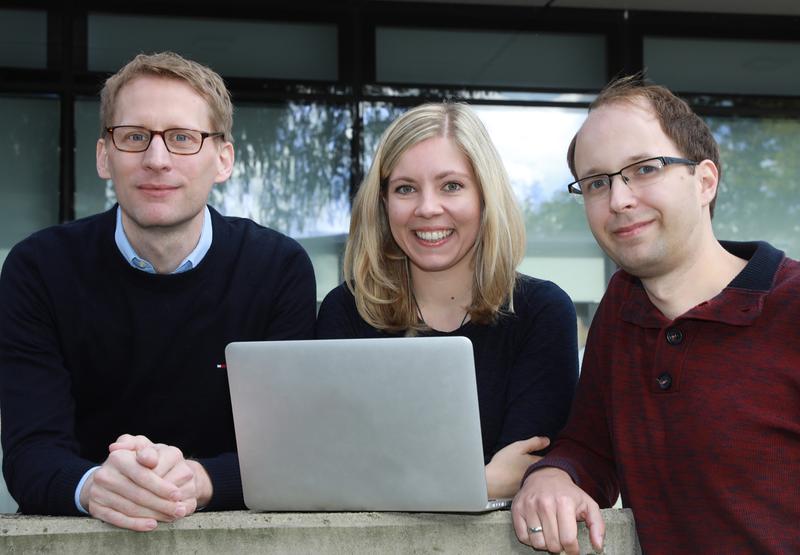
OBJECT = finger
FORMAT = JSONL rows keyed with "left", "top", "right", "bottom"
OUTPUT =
{"left": 515, "top": 436, "right": 551, "bottom": 453}
{"left": 90, "top": 500, "right": 158, "bottom": 532}
{"left": 556, "top": 500, "right": 581, "bottom": 555}
{"left": 110, "top": 434, "right": 154, "bottom": 453}
{"left": 136, "top": 445, "right": 160, "bottom": 469}
{"left": 511, "top": 506, "right": 533, "bottom": 546}
{"left": 526, "top": 519, "right": 547, "bottom": 551}
{"left": 162, "top": 460, "right": 195, "bottom": 489}
{"left": 91, "top": 482, "right": 177, "bottom": 522}
{"left": 582, "top": 500, "right": 606, "bottom": 552}
{"left": 92, "top": 463, "right": 184, "bottom": 514}
{"left": 151, "top": 445, "right": 185, "bottom": 478}
{"left": 104, "top": 450, "right": 181, "bottom": 501}
{"left": 539, "top": 498, "right": 565, "bottom": 554}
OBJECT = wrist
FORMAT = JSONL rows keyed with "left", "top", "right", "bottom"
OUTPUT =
{"left": 187, "top": 460, "right": 213, "bottom": 508}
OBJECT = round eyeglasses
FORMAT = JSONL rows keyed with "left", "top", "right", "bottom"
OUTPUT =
{"left": 567, "top": 156, "right": 698, "bottom": 202}
{"left": 106, "top": 126, "right": 224, "bottom": 155}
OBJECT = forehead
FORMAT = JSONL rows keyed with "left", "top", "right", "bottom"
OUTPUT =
{"left": 574, "top": 98, "right": 678, "bottom": 174}
{"left": 112, "top": 75, "right": 212, "bottom": 128}
{"left": 391, "top": 136, "right": 472, "bottom": 175}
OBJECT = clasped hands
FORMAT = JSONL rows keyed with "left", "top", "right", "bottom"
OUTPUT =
{"left": 79, "top": 434, "right": 212, "bottom": 531}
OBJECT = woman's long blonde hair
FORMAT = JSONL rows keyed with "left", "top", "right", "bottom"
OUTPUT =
{"left": 344, "top": 102, "right": 525, "bottom": 333}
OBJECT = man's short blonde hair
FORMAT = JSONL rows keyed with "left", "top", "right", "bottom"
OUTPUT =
{"left": 99, "top": 51, "right": 233, "bottom": 142}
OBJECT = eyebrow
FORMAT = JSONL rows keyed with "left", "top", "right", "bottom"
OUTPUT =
{"left": 388, "top": 170, "right": 473, "bottom": 185}
{"left": 581, "top": 154, "right": 654, "bottom": 178}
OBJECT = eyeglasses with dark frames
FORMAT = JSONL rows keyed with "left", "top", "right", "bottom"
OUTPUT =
{"left": 106, "top": 126, "right": 225, "bottom": 155}
{"left": 567, "top": 156, "right": 698, "bottom": 202}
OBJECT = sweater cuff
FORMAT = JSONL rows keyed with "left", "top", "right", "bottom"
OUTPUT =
{"left": 195, "top": 452, "right": 245, "bottom": 511}
{"left": 520, "top": 455, "right": 581, "bottom": 489}
{"left": 47, "top": 459, "right": 98, "bottom": 516}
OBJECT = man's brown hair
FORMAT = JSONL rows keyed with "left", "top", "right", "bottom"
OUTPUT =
{"left": 567, "top": 74, "right": 720, "bottom": 217}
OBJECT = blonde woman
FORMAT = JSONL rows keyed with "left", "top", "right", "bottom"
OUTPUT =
{"left": 316, "top": 102, "right": 578, "bottom": 498}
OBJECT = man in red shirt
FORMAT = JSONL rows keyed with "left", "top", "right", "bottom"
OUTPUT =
{"left": 511, "top": 76, "right": 800, "bottom": 554}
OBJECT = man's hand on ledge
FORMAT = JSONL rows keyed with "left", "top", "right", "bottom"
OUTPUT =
{"left": 79, "top": 434, "right": 213, "bottom": 532}
{"left": 511, "top": 467, "right": 605, "bottom": 555}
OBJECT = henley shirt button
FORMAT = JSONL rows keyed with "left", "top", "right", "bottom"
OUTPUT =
{"left": 665, "top": 327, "right": 683, "bottom": 345}
{"left": 657, "top": 373, "right": 673, "bottom": 390}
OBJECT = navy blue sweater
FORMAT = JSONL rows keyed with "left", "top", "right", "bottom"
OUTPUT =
{"left": 0, "top": 206, "right": 316, "bottom": 515}
{"left": 316, "top": 276, "right": 579, "bottom": 462}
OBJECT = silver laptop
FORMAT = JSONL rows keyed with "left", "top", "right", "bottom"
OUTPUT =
{"left": 225, "top": 336, "right": 510, "bottom": 512}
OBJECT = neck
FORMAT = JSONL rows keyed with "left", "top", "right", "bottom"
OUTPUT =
{"left": 409, "top": 258, "right": 473, "bottom": 332}
{"left": 121, "top": 211, "right": 205, "bottom": 274}
{"left": 641, "top": 238, "right": 747, "bottom": 321}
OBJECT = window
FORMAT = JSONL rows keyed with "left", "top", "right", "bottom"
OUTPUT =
{"left": 377, "top": 27, "right": 606, "bottom": 89}
{"left": 0, "top": 9, "right": 47, "bottom": 69}
{"left": 88, "top": 14, "right": 338, "bottom": 80}
{"left": 709, "top": 115, "right": 800, "bottom": 258}
{"left": 0, "top": 96, "right": 60, "bottom": 267}
{"left": 645, "top": 37, "right": 800, "bottom": 96}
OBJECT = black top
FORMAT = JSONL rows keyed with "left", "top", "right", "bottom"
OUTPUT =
{"left": 316, "top": 275, "right": 579, "bottom": 462}
{"left": 0, "top": 206, "right": 316, "bottom": 515}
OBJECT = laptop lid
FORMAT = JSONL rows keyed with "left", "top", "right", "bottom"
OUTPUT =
{"left": 225, "top": 336, "right": 498, "bottom": 512}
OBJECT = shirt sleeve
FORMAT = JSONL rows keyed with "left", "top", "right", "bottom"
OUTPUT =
{"left": 491, "top": 280, "right": 579, "bottom": 456}
{"left": 521, "top": 296, "right": 619, "bottom": 508}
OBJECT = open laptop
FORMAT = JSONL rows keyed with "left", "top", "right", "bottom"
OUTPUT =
{"left": 225, "top": 336, "right": 510, "bottom": 512}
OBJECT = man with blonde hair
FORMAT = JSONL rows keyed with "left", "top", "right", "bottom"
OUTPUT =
{"left": 512, "top": 75, "right": 800, "bottom": 554}
{"left": 0, "top": 52, "right": 316, "bottom": 530}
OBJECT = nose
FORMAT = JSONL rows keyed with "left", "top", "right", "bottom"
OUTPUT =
{"left": 608, "top": 173, "right": 637, "bottom": 212}
{"left": 413, "top": 188, "right": 444, "bottom": 218}
{"left": 141, "top": 133, "right": 172, "bottom": 170}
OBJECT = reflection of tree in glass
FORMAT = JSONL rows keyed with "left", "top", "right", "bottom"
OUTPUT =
{"left": 708, "top": 116, "right": 800, "bottom": 258}
{"left": 211, "top": 102, "right": 352, "bottom": 237}
{"left": 360, "top": 102, "right": 407, "bottom": 174}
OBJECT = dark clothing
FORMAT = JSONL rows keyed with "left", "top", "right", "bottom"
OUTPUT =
{"left": 0, "top": 206, "right": 316, "bottom": 515}
{"left": 527, "top": 241, "right": 800, "bottom": 554}
{"left": 316, "top": 275, "right": 579, "bottom": 462}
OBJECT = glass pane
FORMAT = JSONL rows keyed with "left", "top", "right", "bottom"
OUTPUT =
{"left": 88, "top": 14, "right": 338, "bottom": 80}
{"left": 74, "top": 99, "right": 111, "bottom": 218}
{"left": 0, "top": 96, "right": 60, "bottom": 268}
{"left": 645, "top": 37, "right": 800, "bottom": 96}
{"left": 214, "top": 103, "right": 352, "bottom": 302}
{"left": 0, "top": 9, "right": 47, "bottom": 69}
{"left": 708, "top": 115, "right": 800, "bottom": 258}
{"left": 359, "top": 101, "right": 605, "bottom": 309}
{"left": 376, "top": 27, "right": 606, "bottom": 89}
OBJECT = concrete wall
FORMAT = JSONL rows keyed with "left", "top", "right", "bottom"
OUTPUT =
{"left": 0, "top": 508, "right": 639, "bottom": 554}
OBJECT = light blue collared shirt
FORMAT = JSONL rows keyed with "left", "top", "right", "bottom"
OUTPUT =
{"left": 114, "top": 205, "right": 213, "bottom": 274}
{"left": 74, "top": 205, "right": 214, "bottom": 514}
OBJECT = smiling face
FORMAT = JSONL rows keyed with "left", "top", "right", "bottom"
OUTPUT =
{"left": 96, "top": 75, "right": 233, "bottom": 236}
{"left": 384, "top": 136, "right": 482, "bottom": 279}
{"left": 575, "top": 99, "right": 717, "bottom": 278}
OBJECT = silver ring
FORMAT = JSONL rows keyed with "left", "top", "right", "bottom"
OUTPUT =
{"left": 529, "top": 526, "right": 544, "bottom": 534}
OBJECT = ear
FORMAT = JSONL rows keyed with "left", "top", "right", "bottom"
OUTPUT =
{"left": 213, "top": 141, "right": 235, "bottom": 184}
{"left": 96, "top": 138, "right": 111, "bottom": 180}
{"left": 695, "top": 159, "right": 719, "bottom": 208}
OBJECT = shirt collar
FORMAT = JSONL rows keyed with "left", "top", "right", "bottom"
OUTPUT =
{"left": 114, "top": 205, "right": 213, "bottom": 274}
{"left": 618, "top": 241, "right": 783, "bottom": 328}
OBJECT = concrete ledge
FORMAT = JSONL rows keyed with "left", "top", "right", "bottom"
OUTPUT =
{"left": 0, "top": 508, "right": 639, "bottom": 554}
